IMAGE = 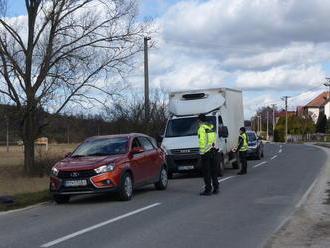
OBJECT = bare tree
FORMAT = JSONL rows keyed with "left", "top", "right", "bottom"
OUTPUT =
{"left": 0, "top": 0, "right": 149, "bottom": 174}
{"left": 105, "top": 88, "right": 168, "bottom": 136}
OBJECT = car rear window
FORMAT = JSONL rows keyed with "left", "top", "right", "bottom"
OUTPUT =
{"left": 247, "top": 132, "right": 257, "bottom": 141}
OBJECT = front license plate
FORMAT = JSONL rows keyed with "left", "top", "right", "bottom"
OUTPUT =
{"left": 64, "top": 180, "right": 87, "bottom": 187}
{"left": 178, "top": 165, "right": 194, "bottom": 171}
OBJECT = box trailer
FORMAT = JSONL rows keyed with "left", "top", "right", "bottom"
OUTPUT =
{"left": 162, "top": 88, "right": 244, "bottom": 178}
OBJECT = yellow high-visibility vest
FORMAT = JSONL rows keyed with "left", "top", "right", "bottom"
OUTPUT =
{"left": 239, "top": 133, "right": 248, "bottom": 151}
{"left": 198, "top": 123, "right": 216, "bottom": 155}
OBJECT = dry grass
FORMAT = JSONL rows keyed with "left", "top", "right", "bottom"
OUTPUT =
{"left": 0, "top": 143, "right": 78, "bottom": 195}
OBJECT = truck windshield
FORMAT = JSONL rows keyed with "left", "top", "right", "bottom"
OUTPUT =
{"left": 165, "top": 116, "right": 216, "bottom": 137}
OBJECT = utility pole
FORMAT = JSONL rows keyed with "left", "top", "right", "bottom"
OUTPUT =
{"left": 281, "top": 96, "right": 290, "bottom": 143}
{"left": 271, "top": 104, "right": 276, "bottom": 141}
{"left": 266, "top": 111, "right": 269, "bottom": 141}
{"left": 257, "top": 115, "right": 261, "bottom": 134}
{"left": 325, "top": 78, "right": 330, "bottom": 100}
{"left": 251, "top": 117, "right": 254, "bottom": 131}
{"left": 144, "top": 37, "right": 151, "bottom": 120}
{"left": 325, "top": 78, "right": 330, "bottom": 119}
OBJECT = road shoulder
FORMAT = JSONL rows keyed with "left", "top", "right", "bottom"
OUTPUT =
{"left": 264, "top": 145, "right": 330, "bottom": 248}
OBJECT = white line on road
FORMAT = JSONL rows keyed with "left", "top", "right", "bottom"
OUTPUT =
{"left": 271, "top": 155, "right": 278, "bottom": 160}
{"left": 295, "top": 177, "right": 318, "bottom": 209}
{"left": 40, "top": 203, "right": 161, "bottom": 247}
{"left": 279, "top": 149, "right": 282, "bottom": 153}
{"left": 253, "top": 161, "right": 268, "bottom": 168}
{"left": 218, "top": 176, "right": 235, "bottom": 183}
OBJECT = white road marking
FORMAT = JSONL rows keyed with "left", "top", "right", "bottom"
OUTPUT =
{"left": 295, "top": 177, "right": 318, "bottom": 209}
{"left": 279, "top": 149, "right": 282, "bottom": 153}
{"left": 253, "top": 161, "right": 268, "bottom": 168}
{"left": 218, "top": 176, "right": 235, "bottom": 183}
{"left": 40, "top": 203, "right": 161, "bottom": 247}
{"left": 271, "top": 155, "right": 278, "bottom": 160}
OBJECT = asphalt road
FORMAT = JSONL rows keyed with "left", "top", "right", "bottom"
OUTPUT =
{"left": 0, "top": 143, "right": 327, "bottom": 248}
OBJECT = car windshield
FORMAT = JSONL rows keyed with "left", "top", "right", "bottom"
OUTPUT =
{"left": 247, "top": 132, "right": 257, "bottom": 142}
{"left": 165, "top": 116, "right": 216, "bottom": 138}
{"left": 71, "top": 138, "right": 129, "bottom": 157}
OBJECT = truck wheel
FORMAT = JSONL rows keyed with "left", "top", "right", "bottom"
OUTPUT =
{"left": 232, "top": 161, "right": 239, "bottom": 169}
{"left": 118, "top": 172, "right": 133, "bottom": 201}
{"left": 53, "top": 195, "right": 70, "bottom": 204}
{"left": 155, "top": 166, "right": 168, "bottom": 190}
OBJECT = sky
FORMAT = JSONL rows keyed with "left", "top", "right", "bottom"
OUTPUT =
{"left": 5, "top": 0, "right": 330, "bottom": 119}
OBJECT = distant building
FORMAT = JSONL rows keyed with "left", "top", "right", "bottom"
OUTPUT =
{"left": 275, "top": 110, "right": 296, "bottom": 124}
{"left": 303, "top": 92, "right": 330, "bottom": 123}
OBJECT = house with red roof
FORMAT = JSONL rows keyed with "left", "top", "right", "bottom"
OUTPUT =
{"left": 303, "top": 92, "right": 330, "bottom": 123}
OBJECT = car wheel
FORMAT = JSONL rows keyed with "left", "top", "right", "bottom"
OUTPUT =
{"left": 155, "top": 166, "right": 168, "bottom": 190}
{"left": 256, "top": 149, "right": 261, "bottom": 160}
{"left": 53, "top": 195, "right": 70, "bottom": 204}
{"left": 118, "top": 172, "right": 133, "bottom": 201}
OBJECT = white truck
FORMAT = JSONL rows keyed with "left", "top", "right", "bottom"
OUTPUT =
{"left": 161, "top": 88, "right": 244, "bottom": 178}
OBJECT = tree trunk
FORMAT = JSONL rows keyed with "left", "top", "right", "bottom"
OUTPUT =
{"left": 23, "top": 111, "right": 36, "bottom": 175}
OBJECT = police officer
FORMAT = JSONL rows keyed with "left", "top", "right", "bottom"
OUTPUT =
{"left": 237, "top": 127, "right": 248, "bottom": 175}
{"left": 197, "top": 114, "right": 219, "bottom": 195}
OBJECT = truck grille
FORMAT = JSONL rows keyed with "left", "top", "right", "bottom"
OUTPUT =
{"left": 58, "top": 169, "right": 96, "bottom": 179}
{"left": 171, "top": 148, "right": 200, "bottom": 155}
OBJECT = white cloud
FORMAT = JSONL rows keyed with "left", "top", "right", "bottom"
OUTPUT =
{"left": 235, "top": 65, "right": 325, "bottom": 91}
{"left": 243, "top": 94, "right": 279, "bottom": 119}
{"left": 222, "top": 43, "right": 330, "bottom": 70}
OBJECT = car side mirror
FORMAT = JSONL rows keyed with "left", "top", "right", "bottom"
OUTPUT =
{"left": 65, "top": 152, "right": 72, "bottom": 158}
{"left": 219, "top": 126, "right": 229, "bottom": 138}
{"left": 132, "top": 147, "right": 145, "bottom": 154}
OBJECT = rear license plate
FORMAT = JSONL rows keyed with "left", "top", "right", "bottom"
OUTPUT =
{"left": 178, "top": 165, "right": 194, "bottom": 171}
{"left": 64, "top": 180, "right": 87, "bottom": 187}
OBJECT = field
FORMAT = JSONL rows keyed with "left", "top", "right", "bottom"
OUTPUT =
{"left": 0, "top": 144, "right": 78, "bottom": 195}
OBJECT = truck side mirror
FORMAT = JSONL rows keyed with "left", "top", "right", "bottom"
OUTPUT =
{"left": 219, "top": 126, "right": 228, "bottom": 138}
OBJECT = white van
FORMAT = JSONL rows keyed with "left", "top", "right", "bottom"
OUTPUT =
{"left": 162, "top": 88, "right": 244, "bottom": 178}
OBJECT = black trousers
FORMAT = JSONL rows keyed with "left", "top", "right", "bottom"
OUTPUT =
{"left": 239, "top": 151, "right": 247, "bottom": 173}
{"left": 201, "top": 150, "right": 219, "bottom": 192}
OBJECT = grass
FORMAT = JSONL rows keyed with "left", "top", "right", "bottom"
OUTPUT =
{"left": 0, "top": 190, "right": 52, "bottom": 211}
{"left": 0, "top": 144, "right": 78, "bottom": 196}
{"left": 0, "top": 143, "right": 79, "bottom": 211}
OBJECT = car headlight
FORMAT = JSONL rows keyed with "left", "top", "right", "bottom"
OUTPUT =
{"left": 51, "top": 167, "right": 59, "bottom": 176}
{"left": 94, "top": 163, "right": 116, "bottom": 174}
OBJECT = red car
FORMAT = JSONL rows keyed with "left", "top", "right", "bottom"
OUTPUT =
{"left": 50, "top": 133, "right": 168, "bottom": 203}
